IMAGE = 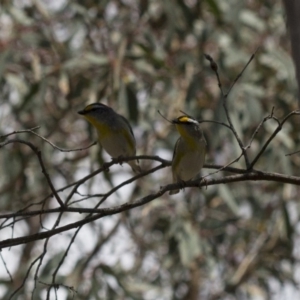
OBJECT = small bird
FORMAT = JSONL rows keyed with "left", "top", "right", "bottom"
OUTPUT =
{"left": 78, "top": 103, "right": 141, "bottom": 173}
{"left": 169, "top": 115, "right": 207, "bottom": 195}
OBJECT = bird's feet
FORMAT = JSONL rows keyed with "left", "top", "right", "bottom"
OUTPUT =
{"left": 169, "top": 179, "right": 187, "bottom": 195}
{"left": 102, "top": 162, "right": 111, "bottom": 172}
{"left": 198, "top": 177, "right": 208, "bottom": 190}
{"left": 111, "top": 156, "right": 125, "bottom": 166}
{"left": 179, "top": 179, "right": 187, "bottom": 191}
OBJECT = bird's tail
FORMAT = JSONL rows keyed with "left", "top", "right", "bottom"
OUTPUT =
{"left": 169, "top": 189, "right": 179, "bottom": 195}
{"left": 169, "top": 173, "right": 179, "bottom": 195}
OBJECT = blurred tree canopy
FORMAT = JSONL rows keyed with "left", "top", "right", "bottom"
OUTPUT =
{"left": 1, "top": 0, "right": 300, "bottom": 299}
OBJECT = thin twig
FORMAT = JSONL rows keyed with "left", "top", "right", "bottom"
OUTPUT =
{"left": 40, "top": 281, "right": 77, "bottom": 299}
{"left": 0, "top": 251, "right": 13, "bottom": 282}
{"left": 8, "top": 256, "right": 42, "bottom": 299}
{"left": 0, "top": 126, "right": 41, "bottom": 139}
{"left": 49, "top": 227, "right": 81, "bottom": 298}
{"left": 2, "top": 170, "right": 300, "bottom": 249}
{"left": 95, "top": 163, "right": 166, "bottom": 207}
{"left": 0, "top": 126, "right": 96, "bottom": 152}
{"left": 204, "top": 54, "right": 223, "bottom": 94}
{"left": 64, "top": 156, "right": 170, "bottom": 205}
{"left": 246, "top": 106, "right": 276, "bottom": 150}
{"left": 47, "top": 163, "right": 167, "bottom": 287}
{"left": 0, "top": 215, "right": 34, "bottom": 229}
{"left": 32, "top": 239, "right": 51, "bottom": 300}
{"left": 286, "top": 149, "right": 300, "bottom": 157}
{"left": 198, "top": 119, "right": 232, "bottom": 130}
{"left": 202, "top": 152, "right": 245, "bottom": 179}
{"left": 205, "top": 52, "right": 258, "bottom": 169}
{"left": 0, "top": 139, "right": 65, "bottom": 208}
{"left": 225, "top": 47, "right": 259, "bottom": 97}
{"left": 33, "top": 206, "right": 70, "bottom": 299}
{"left": 0, "top": 162, "right": 257, "bottom": 220}
{"left": 179, "top": 110, "right": 193, "bottom": 118}
{"left": 38, "top": 161, "right": 168, "bottom": 295}
{"left": 250, "top": 110, "right": 300, "bottom": 168}
{"left": 157, "top": 110, "right": 172, "bottom": 123}
{"left": 30, "top": 130, "right": 97, "bottom": 152}
{"left": 204, "top": 163, "right": 247, "bottom": 174}
{"left": 77, "top": 219, "right": 121, "bottom": 275}
{"left": 0, "top": 164, "right": 248, "bottom": 220}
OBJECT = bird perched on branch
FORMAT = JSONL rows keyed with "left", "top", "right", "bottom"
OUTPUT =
{"left": 78, "top": 103, "right": 141, "bottom": 173}
{"left": 170, "top": 115, "right": 207, "bottom": 195}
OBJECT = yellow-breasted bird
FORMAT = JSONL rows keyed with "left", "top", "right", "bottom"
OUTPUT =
{"left": 78, "top": 103, "right": 141, "bottom": 173}
{"left": 169, "top": 115, "right": 207, "bottom": 195}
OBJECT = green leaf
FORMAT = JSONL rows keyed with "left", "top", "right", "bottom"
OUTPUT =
{"left": 218, "top": 185, "right": 239, "bottom": 215}
{"left": 205, "top": 0, "right": 222, "bottom": 21}
{"left": 0, "top": 50, "right": 10, "bottom": 81}
{"left": 126, "top": 84, "right": 139, "bottom": 124}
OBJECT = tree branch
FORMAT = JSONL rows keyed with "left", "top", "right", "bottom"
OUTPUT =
{"left": 250, "top": 110, "right": 300, "bottom": 168}
{"left": 205, "top": 51, "right": 258, "bottom": 169}
{"left": 1, "top": 169, "right": 300, "bottom": 249}
{"left": 0, "top": 139, "right": 65, "bottom": 208}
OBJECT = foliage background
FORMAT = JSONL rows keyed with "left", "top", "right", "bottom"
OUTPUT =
{"left": 1, "top": 0, "right": 300, "bottom": 299}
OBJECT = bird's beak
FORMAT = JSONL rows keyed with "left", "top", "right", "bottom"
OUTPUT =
{"left": 77, "top": 110, "right": 85, "bottom": 115}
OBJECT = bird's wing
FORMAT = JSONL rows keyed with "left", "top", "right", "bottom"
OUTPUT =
{"left": 172, "top": 137, "right": 181, "bottom": 160}
{"left": 119, "top": 114, "right": 135, "bottom": 138}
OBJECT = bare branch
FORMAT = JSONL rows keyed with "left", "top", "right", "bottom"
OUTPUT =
{"left": 226, "top": 47, "right": 259, "bottom": 97}
{"left": 0, "top": 251, "right": 13, "bottom": 282}
{"left": 8, "top": 256, "right": 42, "bottom": 299}
{"left": 49, "top": 227, "right": 81, "bottom": 296}
{"left": 250, "top": 110, "right": 300, "bottom": 168}
{"left": 29, "top": 131, "right": 97, "bottom": 152}
{"left": 94, "top": 163, "right": 166, "bottom": 207}
{"left": 32, "top": 239, "right": 51, "bottom": 299}
{"left": 198, "top": 119, "right": 232, "bottom": 130}
{"left": 286, "top": 149, "right": 300, "bottom": 156}
{"left": 0, "top": 126, "right": 97, "bottom": 152}
{"left": 1, "top": 170, "right": 300, "bottom": 249}
{"left": 0, "top": 126, "right": 41, "bottom": 139}
{"left": 45, "top": 163, "right": 168, "bottom": 290}
{"left": 0, "top": 139, "right": 65, "bottom": 208}
{"left": 246, "top": 106, "right": 276, "bottom": 149}
{"left": 39, "top": 281, "right": 77, "bottom": 299}
{"left": 63, "top": 156, "right": 170, "bottom": 205}
{"left": 157, "top": 110, "right": 172, "bottom": 123}
{"left": 204, "top": 54, "right": 224, "bottom": 95}
{"left": 202, "top": 152, "right": 244, "bottom": 179}
{"left": 204, "top": 51, "right": 259, "bottom": 169}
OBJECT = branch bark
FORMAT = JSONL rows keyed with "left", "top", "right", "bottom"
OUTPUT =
{"left": 1, "top": 169, "right": 300, "bottom": 249}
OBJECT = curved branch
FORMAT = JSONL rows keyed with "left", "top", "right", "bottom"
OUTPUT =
{"left": 205, "top": 51, "right": 259, "bottom": 169}
{"left": 0, "top": 163, "right": 247, "bottom": 220}
{"left": 0, "top": 126, "right": 40, "bottom": 139}
{"left": 64, "top": 156, "right": 169, "bottom": 205}
{"left": 225, "top": 48, "right": 259, "bottom": 97}
{"left": 0, "top": 139, "right": 65, "bottom": 208}
{"left": 1, "top": 170, "right": 300, "bottom": 249}
{"left": 250, "top": 110, "right": 300, "bottom": 168}
{"left": 198, "top": 119, "right": 232, "bottom": 130}
{"left": 246, "top": 106, "right": 275, "bottom": 150}
{"left": 30, "top": 131, "right": 97, "bottom": 152}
